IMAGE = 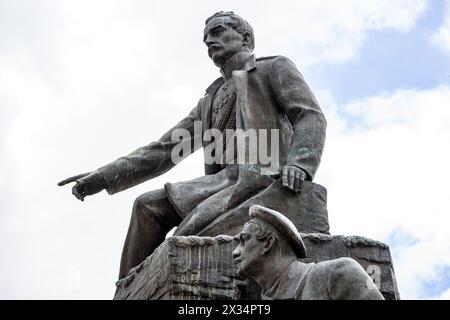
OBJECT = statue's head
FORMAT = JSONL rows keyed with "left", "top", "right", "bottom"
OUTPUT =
{"left": 203, "top": 11, "right": 255, "bottom": 67}
{"left": 232, "top": 205, "right": 307, "bottom": 277}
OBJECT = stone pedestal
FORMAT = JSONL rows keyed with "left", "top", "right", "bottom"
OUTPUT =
{"left": 300, "top": 234, "right": 400, "bottom": 300}
{"left": 114, "top": 234, "right": 400, "bottom": 300}
{"left": 114, "top": 236, "right": 242, "bottom": 300}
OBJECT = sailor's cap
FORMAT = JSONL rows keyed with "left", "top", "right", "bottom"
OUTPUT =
{"left": 249, "top": 205, "right": 307, "bottom": 258}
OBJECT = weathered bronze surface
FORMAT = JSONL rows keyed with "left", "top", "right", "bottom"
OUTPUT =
{"left": 59, "top": 11, "right": 327, "bottom": 280}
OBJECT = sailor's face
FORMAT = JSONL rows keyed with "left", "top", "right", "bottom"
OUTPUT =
{"left": 203, "top": 18, "right": 245, "bottom": 67}
{"left": 232, "top": 223, "right": 265, "bottom": 277}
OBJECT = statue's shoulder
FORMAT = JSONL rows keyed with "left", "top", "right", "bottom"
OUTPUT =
{"left": 320, "top": 258, "right": 384, "bottom": 299}
{"left": 255, "top": 55, "right": 281, "bottom": 67}
{"left": 257, "top": 55, "right": 296, "bottom": 62}
{"left": 308, "top": 257, "right": 361, "bottom": 278}
{"left": 317, "top": 257, "right": 369, "bottom": 287}
{"left": 308, "top": 259, "right": 338, "bottom": 275}
{"left": 256, "top": 55, "right": 299, "bottom": 73}
{"left": 256, "top": 55, "right": 280, "bottom": 62}
{"left": 316, "top": 257, "right": 361, "bottom": 272}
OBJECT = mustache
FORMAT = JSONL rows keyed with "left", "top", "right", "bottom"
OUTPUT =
{"left": 208, "top": 43, "right": 223, "bottom": 56}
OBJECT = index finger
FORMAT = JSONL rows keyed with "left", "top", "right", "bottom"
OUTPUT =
{"left": 57, "top": 173, "right": 89, "bottom": 186}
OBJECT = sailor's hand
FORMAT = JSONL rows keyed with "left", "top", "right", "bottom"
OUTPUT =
{"left": 281, "top": 165, "right": 306, "bottom": 194}
{"left": 58, "top": 170, "right": 107, "bottom": 201}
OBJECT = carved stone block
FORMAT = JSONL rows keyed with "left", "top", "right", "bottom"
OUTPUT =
{"left": 114, "top": 234, "right": 400, "bottom": 300}
{"left": 114, "top": 236, "right": 244, "bottom": 300}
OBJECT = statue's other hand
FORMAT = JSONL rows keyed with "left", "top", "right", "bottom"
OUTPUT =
{"left": 281, "top": 165, "right": 306, "bottom": 194}
{"left": 58, "top": 171, "right": 107, "bottom": 201}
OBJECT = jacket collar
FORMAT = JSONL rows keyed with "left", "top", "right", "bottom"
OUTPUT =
{"left": 244, "top": 53, "right": 257, "bottom": 72}
{"left": 206, "top": 54, "right": 256, "bottom": 95}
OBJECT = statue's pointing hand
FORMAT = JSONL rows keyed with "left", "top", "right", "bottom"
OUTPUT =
{"left": 58, "top": 171, "right": 107, "bottom": 201}
{"left": 281, "top": 165, "right": 306, "bottom": 194}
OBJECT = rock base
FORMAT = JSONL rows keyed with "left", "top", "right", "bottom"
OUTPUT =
{"left": 114, "top": 234, "right": 400, "bottom": 300}
{"left": 114, "top": 236, "right": 242, "bottom": 300}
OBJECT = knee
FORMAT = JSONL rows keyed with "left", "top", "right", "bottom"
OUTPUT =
{"left": 132, "top": 190, "right": 170, "bottom": 223}
{"left": 131, "top": 190, "right": 180, "bottom": 226}
{"left": 133, "top": 194, "right": 146, "bottom": 210}
{"left": 132, "top": 194, "right": 156, "bottom": 221}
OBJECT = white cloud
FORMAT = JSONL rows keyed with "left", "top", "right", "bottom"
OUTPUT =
{"left": 251, "top": 0, "right": 427, "bottom": 65}
{"left": 315, "top": 86, "right": 450, "bottom": 299}
{"left": 437, "top": 288, "right": 450, "bottom": 300}
{"left": 432, "top": 0, "right": 450, "bottom": 53}
{"left": 0, "top": 0, "right": 438, "bottom": 299}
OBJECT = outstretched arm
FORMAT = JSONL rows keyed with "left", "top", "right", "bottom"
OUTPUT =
{"left": 98, "top": 103, "right": 202, "bottom": 195}
{"left": 57, "top": 171, "right": 107, "bottom": 201}
{"left": 58, "top": 102, "right": 203, "bottom": 199}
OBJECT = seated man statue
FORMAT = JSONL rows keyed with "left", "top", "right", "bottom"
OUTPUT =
{"left": 232, "top": 205, "right": 385, "bottom": 300}
{"left": 58, "top": 11, "right": 327, "bottom": 280}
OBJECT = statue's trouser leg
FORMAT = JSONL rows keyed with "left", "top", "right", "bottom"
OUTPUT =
{"left": 118, "top": 188, "right": 181, "bottom": 279}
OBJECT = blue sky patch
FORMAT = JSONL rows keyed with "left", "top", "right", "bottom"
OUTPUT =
{"left": 309, "top": 0, "right": 450, "bottom": 106}
{"left": 422, "top": 266, "right": 450, "bottom": 298}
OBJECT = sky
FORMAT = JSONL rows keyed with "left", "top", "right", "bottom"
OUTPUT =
{"left": 0, "top": 0, "right": 449, "bottom": 299}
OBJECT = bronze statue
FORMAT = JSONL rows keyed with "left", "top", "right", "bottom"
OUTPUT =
{"left": 232, "top": 205, "right": 385, "bottom": 300}
{"left": 58, "top": 11, "right": 327, "bottom": 280}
